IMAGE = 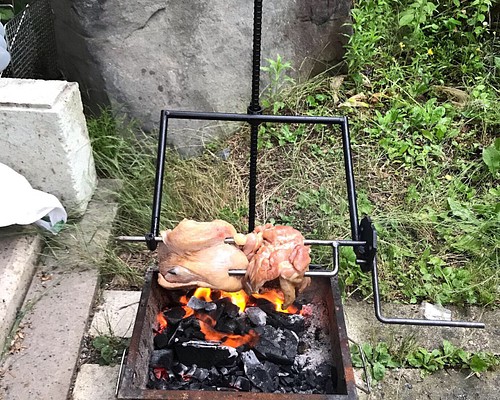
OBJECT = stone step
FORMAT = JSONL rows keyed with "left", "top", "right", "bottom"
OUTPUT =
{"left": 0, "top": 180, "right": 120, "bottom": 400}
{"left": 90, "top": 290, "right": 141, "bottom": 338}
{"left": 0, "top": 228, "right": 42, "bottom": 352}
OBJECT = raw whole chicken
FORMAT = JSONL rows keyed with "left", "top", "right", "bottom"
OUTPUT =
{"left": 158, "top": 219, "right": 248, "bottom": 292}
{"left": 157, "top": 219, "right": 311, "bottom": 308}
{"left": 237, "top": 224, "right": 311, "bottom": 308}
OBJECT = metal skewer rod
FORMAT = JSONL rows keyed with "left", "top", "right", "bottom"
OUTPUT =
{"left": 116, "top": 236, "right": 366, "bottom": 247}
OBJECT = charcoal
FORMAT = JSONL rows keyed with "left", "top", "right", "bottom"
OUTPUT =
{"left": 280, "top": 375, "right": 294, "bottom": 385}
{"left": 187, "top": 296, "right": 217, "bottom": 312}
{"left": 245, "top": 307, "right": 267, "bottom": 326}
{"left": 186, "top": 364, "right": 197, "bottom": 377}
{"left": 153, "top": 332, "right": 169, "bottom": 349}
{"left": 233, "top": 376, "right": 252, "bottom": 391}
{"left": 213, "top": 298, "right": 240, "bottom": 319}
{"left": 149, "top": 349, "right": 174, "bottom": 369}
{"left": 208, "top": 366, "right": 220, "bottom": 383}
{"left": 251, "top": 298, "right": 277, "bottom": 314}
{"left": 163, "top": 307, "right": 186, "bottom": 325}
{"left": 266, "top": 312, "right": 304, "bottom": 333}
{"left": 189, "top": 382, "right": 202, "bottom": 390}
{"left": 254, "top": 325, "right": 298, "bottom": 365}
{"left": 172, "top": 362, "right": 188, "bottom": 375}
{"left": 192, "top": 367, "right": 209, "bottom": 381}
{"left": 241, "top": 350, "right": 278, "bottom": 392}
{"left": 174, "top": 340, "right": 238, "bottom": 368}
{"left": 219, "top": 367, "right": 229, "bottom": 375}
{"left": 215, "top": 315, "right": 239, "bottom": 334}
{"left": 147, "top": 370, "right": 169, "bottom": 390}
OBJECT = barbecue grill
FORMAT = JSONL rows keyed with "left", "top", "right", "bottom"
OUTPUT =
{"left": 116, "top": 1, "right": 484, "bottom": 398}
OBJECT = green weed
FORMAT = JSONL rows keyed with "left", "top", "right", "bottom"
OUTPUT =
{"left": 92, "top": 335, "right": 129, "bottom": 366}
{"left": 351, "top": 340, "right": 500, "bottom": 382}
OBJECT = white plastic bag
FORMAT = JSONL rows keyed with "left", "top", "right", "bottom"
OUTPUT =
{"left": 0, "top": 163, "right": 67, "bottom": 233}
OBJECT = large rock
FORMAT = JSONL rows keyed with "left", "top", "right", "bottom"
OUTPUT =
{"left": 51, "top": 0, "right": 352, "bottom": 154}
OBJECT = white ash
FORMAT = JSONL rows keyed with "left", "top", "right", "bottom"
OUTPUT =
{"left": 294, "top": 300, "right": 332, "bottom": 371}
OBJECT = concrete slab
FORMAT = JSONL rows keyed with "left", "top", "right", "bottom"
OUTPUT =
{"left": 0, "top": 180, "right": 120, "bottom": 400}
{"left": 72, "top": 364, "right": 120, "bottom": 400}
{"left": 344, "top": 299, "right": 499, "bottom": 354}
{"left": 0, "top": 228, "right": 42, "bottom": 350}
{"left": 90, "top": 290, "right": 141, "bottom": 338}
{"left": 0, "top": 78, "right": 97, "bottom": 216}
{"left": 356, "top": 368, "right": 500, "bottom": 400}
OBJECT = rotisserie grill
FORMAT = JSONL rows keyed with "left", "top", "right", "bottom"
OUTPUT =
{"left": 115, "top": 0, "right": 484, "bottom": 398}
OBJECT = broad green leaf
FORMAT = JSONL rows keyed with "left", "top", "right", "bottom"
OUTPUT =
{"left": 469, "top": 354, "right": 489, "bottom": 373}
{"left": 372, "top": 362, "right": 386, "bottom": 381}
{"left": 447, "top": 198, "right": 476, "bottom": 221}
{"left": 399, "top": 13, "right": 414, "bottom": 27}
{"left": 483, "top": 145, "right": 500, "bottom": 174}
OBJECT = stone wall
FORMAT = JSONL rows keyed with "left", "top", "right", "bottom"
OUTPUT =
{"left": 50, "top": 0, "right": 352, "bottom": 154}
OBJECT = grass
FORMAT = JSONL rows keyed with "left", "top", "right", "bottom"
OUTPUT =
{"left": 87, "top": 0, "right": 499, "bottom": 307}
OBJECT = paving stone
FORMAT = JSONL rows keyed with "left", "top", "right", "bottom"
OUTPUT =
{"left": 0, "top": 228, "right": 42, "bottom": 350}
{"left": 72, "top": 364, "right": 120, "bottom": 400}
{"left": 0, "top": 180, "right": 119, "bottom": 400}
{"left": 344, "top": 298, "right": 499, "bottom": 354}
{"left": 90, "top": 290, "right": 141, "bottom": 338}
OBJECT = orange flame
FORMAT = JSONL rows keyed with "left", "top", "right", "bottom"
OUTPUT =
{"left": 156, "top": 312, "right": 168, "bottom": 333}
{"left": 220, "top": 290, "right": 249, "bottom": 313}
{"left": 251, "top": 290, "right": 300, "bottom": 314}
{"left": 197, "top": 314, "right": 258, "bottom": 348}
{"left": 193, "top": 287, "right": 213, "bottom": 301}
{"left": 155, "top": 286, "right": 301, "bottom": 341}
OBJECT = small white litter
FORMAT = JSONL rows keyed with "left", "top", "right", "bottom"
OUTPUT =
{"left": 420, "top": 301, "right": 452, "bottom": 321}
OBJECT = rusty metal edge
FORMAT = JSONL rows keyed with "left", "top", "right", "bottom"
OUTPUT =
{"left": 330, "top": 277, "right": 357, "bottom": 399}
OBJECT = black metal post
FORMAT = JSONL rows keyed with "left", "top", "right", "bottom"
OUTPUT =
{"left": 146, "top": 110, "right": 169, "bottom": 251}
{"left": 340, "top": 117, "right": 360, "bottom": 241}
{"left": 247, "top": 0, "right": 264, "bottom": 233}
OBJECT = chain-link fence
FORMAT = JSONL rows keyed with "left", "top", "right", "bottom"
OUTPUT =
{"left": 3, "top": 0, "right": 59, "bottom": 79}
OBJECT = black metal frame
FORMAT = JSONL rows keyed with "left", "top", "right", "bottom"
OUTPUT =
{"left": 133, "top": 109, "right": 484, "bottom": 329}
{"left": 120, "top": 0, "right": 484, "bottom": 329}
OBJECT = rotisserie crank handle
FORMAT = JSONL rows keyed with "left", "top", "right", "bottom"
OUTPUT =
{"left": 370, "top": 257, "right": 485, "bottom": 329}
{"left": 356, "top": 218, "right": 484, "bottom": 328}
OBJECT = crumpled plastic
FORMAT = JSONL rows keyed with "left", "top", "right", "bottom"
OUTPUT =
{"left": 0, "top": 162, "right": 67, "bottom": 233}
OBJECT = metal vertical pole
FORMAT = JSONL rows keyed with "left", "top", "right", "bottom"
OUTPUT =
{"left": 146, "top": 110, "right": 169, "bottom": 251}
{"left": 247, "top": 0, "right": 263, "bottom": 233}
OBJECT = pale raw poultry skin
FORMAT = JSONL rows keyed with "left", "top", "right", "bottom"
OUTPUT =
{"left": 157, "top": 219, "right": 311, "bottom": 308}
{"left": 241, "top": 224, "right": 311, "bottom": 308}
{"left": 158, "top": 219, "right": 248, "bottom": 292}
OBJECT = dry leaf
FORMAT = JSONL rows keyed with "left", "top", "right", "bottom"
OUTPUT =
{"left": 434, "top": 85, "right": 469, "bottom": 107}
{"left": 339, "top": 93, "right": 370, "bottom": 108}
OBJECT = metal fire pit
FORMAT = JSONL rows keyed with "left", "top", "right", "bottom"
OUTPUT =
{"left": 117, "top": 270, "right": 357, "bottom": 400}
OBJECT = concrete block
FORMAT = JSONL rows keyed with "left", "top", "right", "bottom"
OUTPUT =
{"left": 0, "top": 228, "right": 42, "bottom": 350}
{"left": 90, "top": 290, "right": 141, "bottom": 338}
{"left": 72, "top": 364, "right": 120, "bottom": 400}
{"left": 0, "top": 78, "right": 97, "bottom": 216}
